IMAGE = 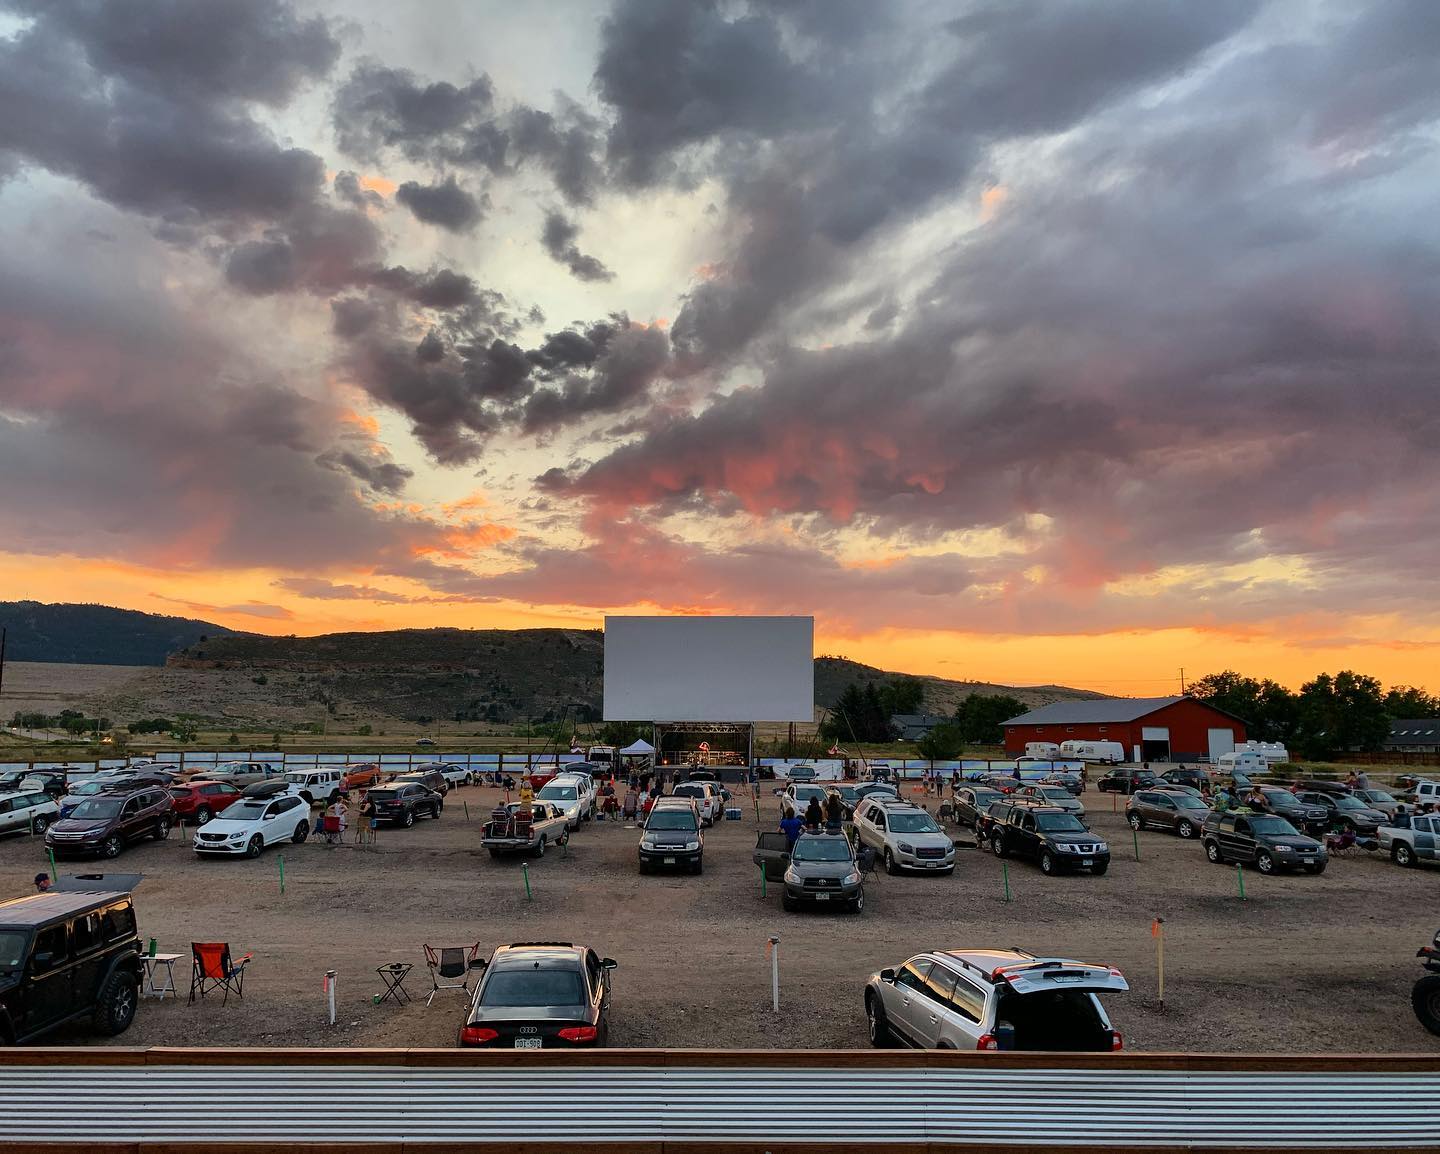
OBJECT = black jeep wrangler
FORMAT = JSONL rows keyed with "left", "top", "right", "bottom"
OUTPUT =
{"left": 0, "top": 889, "right": 142, "bottom": 1043}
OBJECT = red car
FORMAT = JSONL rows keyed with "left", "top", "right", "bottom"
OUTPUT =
{"left": 342, "top": 763, "right": 383, "bottom": 790}
{"left": 167, "top": 780, "right": 243, "bottom": 825}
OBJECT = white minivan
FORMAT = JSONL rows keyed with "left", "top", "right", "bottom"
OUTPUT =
{"left": 1059, "top": 740, "right": 1126, "bottom": 765}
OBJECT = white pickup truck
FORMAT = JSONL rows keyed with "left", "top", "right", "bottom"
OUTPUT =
{"left": 1379, "top": 814, "right": 1440, "bottom": 869}
{"left": 481, "top": 801, "right": 570, "bottom": 858}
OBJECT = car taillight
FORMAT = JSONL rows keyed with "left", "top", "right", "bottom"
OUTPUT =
{"left": 557, "top": 1026, "right": 598, "bottom": 1042}
{"left": 459, "top": 1026, "right": 497, "bottom": 1044}
{"left": 975, "top": 1033, "right": 999, "bottom": 1050}
{"left": 1110, "top": 1030, "right": 1124, "bottom": 1051}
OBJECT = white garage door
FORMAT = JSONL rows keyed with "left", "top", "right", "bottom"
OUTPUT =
{"left": 1208, "top": 728, "right": 1235, "bottom": 759}
{"left": 1141, "top": 727, "right": 1170, "bottom": 741}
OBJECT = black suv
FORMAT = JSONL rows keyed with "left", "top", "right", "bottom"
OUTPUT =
{"left": 1293, "top": 790, "right": 1387, "bottom": 835}
{"left": 459, "top": 942, "right": 615, "bottom": 1048}
{"left": 0, "top": 890, "right": 142, "bottom": 1043}
{"left": 365, "top": 783, "right": 443, "bottom": 827}
{"left": 637, "top": 799, "right": 704, "bottom": 874}
{"left": 953, "top": 785, "right": 1005, "bottom": 830}
{"left": 393, "top": 768, "right": 449, "bottom": 796}
{"left": 1096, "top": 768, "right": 1157, "bottom": 795}
{"left": 1159, "top": 767, "right": 1209, "bottom": 791}
{"left": 986, "top": 802, "right": 1110, "bottom": 875}
{"left": 1247, "top": 787, "right": 1328, "bottom": 834}
{"left": 1201, "top": 811, "right": 1327, "bottom": 874}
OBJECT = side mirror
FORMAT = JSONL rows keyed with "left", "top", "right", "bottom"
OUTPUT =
{"left": 30, "top": 951, "right": 56, "bottom": 971}
{"left": 879, "top": 968, "right": 896, "bottom": 983}
{"left": 601, "top": 958, "right": 617, "bottom": 970}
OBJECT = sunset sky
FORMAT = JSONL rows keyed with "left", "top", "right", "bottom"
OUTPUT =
{"left": 1, "top": 0, "right": 1438, "bottom": 693}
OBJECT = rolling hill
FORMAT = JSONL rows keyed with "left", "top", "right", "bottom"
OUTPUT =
{"left": 0, "top": 601, "right": 243, "bottom": 666}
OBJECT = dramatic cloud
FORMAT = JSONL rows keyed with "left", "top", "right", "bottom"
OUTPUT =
{"left": 540, "top": 211, "right": 613, "bottom": 282}
{"left": 395, "top": 175, "right": 483, "bottom": 231}
{"left": 273, "top": 577, "right": 414, "bottom": 604}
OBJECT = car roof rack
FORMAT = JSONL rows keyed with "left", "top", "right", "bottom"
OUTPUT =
{"left": 508, "top": 941, "right": 575, "bottom": 948}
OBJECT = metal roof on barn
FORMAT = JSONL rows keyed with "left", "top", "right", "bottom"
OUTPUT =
{"left": 1003, "top": 696, "right": 1192, "bottom": 726}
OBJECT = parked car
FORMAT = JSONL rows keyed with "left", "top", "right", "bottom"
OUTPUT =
{"left": 415, "top": 737, "right": 437, "bottom": 747}
{"left": 1379, "top": 814, "right": 1440, "bottom": 869}
{"left": 0, "top": 769, "right": 33, "bottom": 793}
{"left": 827, "top": 783, "right": 864, "bottom": 818}
{"left": 365, "top": 783, "right": 443, "bottom": 828}
{"left": 1413, "top": 928, "right": 1440, "bottom": 1036}
{"left": 779, "top": 830, "right": 865, "bottom": 913}
{"left": 18, "top": 770, "right": 68, "bottom": 799}
{"left": 550, "top": 771, "right": 598, "bottom": 819}
{"left": 341, "top": 763, "right": 383, "bottom": 790}
{"left": 57, "top": 778, "right": 117, "bottom": 818}
{"left": 853, "top": 798, "right": 955, "bottom": 875}
{"left": 1351, "top": 787, "right": 1400, "bottom": 818}
{"left": 985, "top": 802, "right": 1109, "bottom": 875}
{"left": 671, "top": 781, "right": 724, "bottom": 825}
{"left": 0, "top": 889, "right": 142, "bottom": 1043}
{"left": 1160, "top": 767, "right": 1210, "bottom": 791}
{"left": 0, "top": 790, "right": 60, "bottom": 837}
{"left": 1247, "top": 787, "right": 1329, "bottom": 834}
{"left": 277, "top": 769, "right": 344, "bottom": 807}
{"left": 852, "top": 782, "right": 900, "bottom": 803}
{"left": 535, "top": 777, "right": 590, "bottom": 829}
{"left": 1401, "top": 779, "right": 1440, "bottom": 808}
{"left": 167, "top": 780, "right": 243, "bottom": 825}
{"left": 1125, "top": 789, "right": 1211, "bottom": 839}
{"left": 952, "top": 786, "right": 1004, "bottom": 830}
{"left": 1039, "top": 771, "right": 1084, "bottom": 796}
{"left": 45, "top": 787, "right": 174, "bottom": 859}
{"left": 482, "top": 801, "right": 569, "bottom": 858}
{"left": 1096, "top": 768, "right": 1157, "bottom": 795}
{"left": 1292, "top": 790, "right": 1388, "bottom": 836}
{"left": 978, "top": 772, "right": 1023, "bottom": 794}
{"left": 459, "top": 942, "right": 615, "bottom": 1048}
{"left": 192, "top": 794, "right": 311, "bottom": 858}
{"left": 392, "top": 767, "right": 449, "bottom": 797}
{"left": 1014, "top": 784, "right": 1085, "bottom": 817}
{"left": 1290, "top": 778, "right": 1353, "bottom": 797}
{"left": 1201, "top": 811, "right": 1327, "bottom": 874}
{"left": 783, "top": 765, "right": 819, "bottom": 784}
{"left": 864, "top": 948, "right": 1127, "bottom": 1051}
{"left": 637, "top": 798, "right": 704, "bottom": 874}
{"left": 416, "top": 762, "right": 473, "bottom": 788}
{"left": 191, "top": 761, "right": 285, "bottom": 789}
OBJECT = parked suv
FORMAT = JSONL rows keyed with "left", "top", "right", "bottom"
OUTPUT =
{"left": 366, "top": 783, "right": 443, "bottom": 827}
{"left": 1293, "top": 790, "right": 1387, "bottom": 836}
{"left": 392, "top": 767, "right": 448, "bottom": 797}
{"left": 460, "top": 942, "right": 615, "bottom": 1048}
{"left": 1247, "top": 786, "right": 1328, "bottom": 834}
{"left": 864, "top": 948, "right": 1127, "bottom": 1051}
{"left": 952, "top": 785, "right": 1004, "bottom": 830}
{"left": 671, "top": 781, "right": 723, "bottom": 825}
{"left": 192, "top": 761, "right": 284, "bottom": 789}
{"left": 1160, "top": 767, "right": 1210, "bottom": 791}
{"left": 853, "top": 799, "right": 955, "bottom": 875}
{"left": 278, "top": 769, "right": 344, "bottom": 807}
{"left": 1126, "top": 789, "right": 1211, "bottom": 839}
{"left": 0, "top": 889, "right": 142, "bottom": 1043}
{"left": 637, "top": 799, "right": 703, "bottom": 874}
{"left": 781, "top": 830, "right": 865, "bottom": 913}
{"left": 167, "top": 780, "right": 243, "bottom": 825}
{"left": 0, "top": 790, "right": 60, "bottom": 837}
{"left": 1096, "top": 768, "right": 1157, "bottom": 795}
{"left": 1201, "top": 811, "right": 1326, "bottom": 874}
{"left": 986, "top": 802, "right": 1109, "bottom": 875}
{"left": 45, "top": 787, "right": 173, "bottom": 859}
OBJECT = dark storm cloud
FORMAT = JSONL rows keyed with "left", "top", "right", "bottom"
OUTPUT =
{"left": 395, "top": 175, "right": 484, "bottom": 231}
{"left": 520, "top": 324, "right": 669, "bottom": 434}
{"left": 315, "top": 449, "right": 414, "bottom": 495}
{"left": 540, "top": 211, "right": 614, "bottom": 283}
{"left": 333, "top": 170, "right": 385, "bottom": 210}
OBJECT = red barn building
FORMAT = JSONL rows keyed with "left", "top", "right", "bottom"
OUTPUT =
{"left": 1003, "top": 696, "right": 1248, "bottom": 762}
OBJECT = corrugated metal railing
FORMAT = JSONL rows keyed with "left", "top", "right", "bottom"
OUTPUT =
{"left": 0, "top": 1049, "right": 1436, "bottom": 1149}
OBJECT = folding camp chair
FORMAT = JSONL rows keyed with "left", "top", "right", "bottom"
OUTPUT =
{"left": 423, "top": 943, "right": 481, "bottom": 1006}
{"left": 188, "top": 942, "right": 252, "bottom": 1005}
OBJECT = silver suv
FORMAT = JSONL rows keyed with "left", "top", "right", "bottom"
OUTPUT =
{"left": 864, "top": 949, "right": 1128, "bottom": 1051}
{"left": 852, "top": 798, "right": 955, "bottom": 875}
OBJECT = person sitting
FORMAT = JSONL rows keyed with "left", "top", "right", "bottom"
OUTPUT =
{"left": 601, "top": 793, "right": 620, "bottom": 820}
{"left": 779, "top": 810, "right": 805, "bottom": 849}
{"left": 1392, "top": 804, "right": 1412, "bottom": 828}
{"left": 641, "top": 792, "right": 657, "bottom": 819}
{"left": 1245, "top": 787, "right": 1269, "bottom": 811}
{"left": 804, "top": 795, "right": 824, "bottom": 831}
{"left": 824, "top": 792, "right": 844, "bottom": 831}
{"left": 621, "top": 788, "right": 640, "bottom": 820}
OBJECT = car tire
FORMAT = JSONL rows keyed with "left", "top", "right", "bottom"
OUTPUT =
{"left": 1177, "top": 820, "right": 1196, "bottom": 839}
{"left": 851, "top": 890, "right": 865, "bottom": 914}
{"left": 866, "top": 992, "right": 893, "bottom": 1048}
{"left": 990, "top": 835, "right": 1007, "bottom": 858}
{"left": 433, "top": 802, "right": 443, "bottom": 819}
{"left": 292, "top": 821, "right": 309, "bottom": 844}
{"left": 31, "top": 815, "right": 49, "bottom": 834}
{"left": 1040, "top": 851, "right": 1056, "bottom": 875}
{"left": 401, "top": 808, "right": 416, "bottom": 829}
{"left": 245, "top": 835, "right": 263, "bottom": 859}
{"left": 196, "top": 806, "right": 212, "bottom": 824}
{"left": 1394, "top": 843, "right": 1415, "bottom": 868}
{"left": 154, "top": 817, "right": 171, "bottom": 841}
{"left": 781, "top": 894, "right": 797, "bottom": 912}
{"left": 1412, "top": 974, "right": 1440, "bottom": 1036}
{"left": 691, "top": 858, "right": 703, "bottom": 875}
{"left": 638, "top": 860, "right": 649, "bottom": 874}
{"left": 535, "top": 834, "right": 547, "bottom": 858}
{"left": 1204, "top": 840, "right": 1223, "bottom": 864}
{"left": 884, "top": 848, "right": 898, "bottom": 875}
{"left": 92, "top": 970, "right": 138, "bottom": 1036}
{"left": 1305, "top": 862, "right": 1325, "bottom": 874}
{"left": 102, "top": 834, "right": 124, "bottom": 859}
{"left": 1256, "top": 851, "right": 1275, "bottom": 874}
{"left": 489, "top": 848, "right": 503, "bottom": 859}
{"left": 1127, "top": 813, "right": 1142, "bottom": 831}
{"left": 1091, "top": 862, "right": 1108, "bottom": 875}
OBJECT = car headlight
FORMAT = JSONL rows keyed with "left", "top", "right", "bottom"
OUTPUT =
{"left": 842, "top": 871, "right": 861, "bottom": 886}
{"left": 1275, "top": 844, "right": 1291, "bottom": 852}
{"left": 1095, "top": 842, "right": 1109, "bottom": 853}
{"left": 683, "top": 840, "right": 700, "bottom": 851}
{"left": 784, "top": 868, "right": 800, "bottom": 884}
{"left": 897, "top": 842, "right": 915, "bottom": 854}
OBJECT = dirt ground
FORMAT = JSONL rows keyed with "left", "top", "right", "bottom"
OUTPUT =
{"left": 3, "top": 782, "right": 1437, "bottom": 1053}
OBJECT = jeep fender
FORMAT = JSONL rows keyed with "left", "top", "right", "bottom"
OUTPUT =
{"left": 0, "top": 1004, "right": 15, "bottom": 1044}
{"left": 100, "top": 950, "right": 141, "bottom": 994}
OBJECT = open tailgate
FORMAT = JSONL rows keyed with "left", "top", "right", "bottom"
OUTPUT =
{"left": 996, "top": 960, "right": 1129, "bottom": 996}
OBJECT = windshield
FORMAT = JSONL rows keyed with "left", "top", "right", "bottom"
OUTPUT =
{"left": 834, "top": 786, "right": 860, "bottom": 801}
{"left": 1262, "top": 789, "right": 1299, "bottom": 805}
{"left": 1334, "top": 796, "right": 1367, "bottom": 811}
{"left": 793, "top": 786, "right": 826, "bottom": 801}
{"left": 1036, "top": 814, "right": 1087, "bottom": 832}
{"left": 538, "top": 785, "right": 577, "bottom": 801}
{"left": 72, "top": 781, "right": 107, "bottom": 796}
{"left": 0, "top": 930, "right": 27, "bottom": 970}
{"left": 284, "top": 773, "right": 310, "bottom": 784}
{"left": 1039, "top": 788, "right": 1071, "bottom": 800}
{"left": 1364, "top": 790, "right": 1396, "bottom": 804}
{"left": 1249, "top": 816, "right": 1300, "bottom": 836}
{"left": 792, "top": 838, "right": 853, "bottom": 862}
{"left": 70, "top": 798, "right": 123, "bottom": 820}
{"left": 225, "top": 802, "right": 269, "bottom": 820}
{"left": 481, "top": 968, "right": 585, "bottom": 1007}
{"left": 646, "top": 810, "right": 697, "bottom": 831}
{"left": 1175, "top": 795, "right": 1209, "bottom": 810}
{"left": 889, "top": 812, "right": 940, "bottom": 833}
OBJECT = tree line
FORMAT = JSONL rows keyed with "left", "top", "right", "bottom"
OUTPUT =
{"left": 1187, "top": 670, "right": 1437, "bottom": 760}
{"left": 819, "top": 679, "right": 1026, "bottom": 758}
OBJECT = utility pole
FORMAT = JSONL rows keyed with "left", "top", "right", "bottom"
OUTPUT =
{"left": 0, "top": 626, "right": 6, "bottom": 710}
{"left": 1179, "top": 667, "right": 1186, "bottom": 694}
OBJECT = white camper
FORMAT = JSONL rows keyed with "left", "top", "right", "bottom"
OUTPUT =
{"left": 1059, "top": 740, "right": 1126, "bottom": 765}
{"left": 1238, "top": 741, "right": 1289, "bottom": 764}
{"left": 1215, "top": 751, "right": 1267, "bottom": 775}
{"left": 1025, "top": 742, "right": 1061, "bottom": 758}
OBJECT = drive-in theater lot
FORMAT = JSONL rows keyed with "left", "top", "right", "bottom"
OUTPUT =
{"left": 3, "top": 780, "right": 1434, "bottom": 1052}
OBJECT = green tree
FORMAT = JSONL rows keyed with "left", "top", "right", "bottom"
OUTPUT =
{"left": 1294, "top": 671, "right": 1390, "bottom": 759}
{"left": 599, "top": 721, "right": 650, "bottom": 747}
{"left": 916, "top": 722, "right": 965, "bottom": 760}
{"left": 357, "top": 723, "right": 373, "bottom": 736}
{"left": 878, "top": 677, "right": 925, "bottom": 717}
{"left": 226, "top": 732, "right": 239, "bottom": 745}
{"left": 1384, "top": 685, "right": 1440, "bottom": 718}
{"left": 1187, "top": 670, "right": 1299, "bottom": 743}
{"left": 820, "top": 684, "right": 868, "bottom": 743}
{"left": 954, "top": 693, "right": 1027, "bottom": 744}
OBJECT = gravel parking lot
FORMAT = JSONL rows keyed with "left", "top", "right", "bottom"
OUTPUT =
{"left": 3, "top": 781, "right": 1437, "bottom": 1052}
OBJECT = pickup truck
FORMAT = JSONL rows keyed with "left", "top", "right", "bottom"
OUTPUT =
{"left": 482, "top": 801, "right": 570, "bottom": 858}
{"left": 191, "top": 761, "right": 287, "bottom": 789}
{"left": 1379, "top": 814, "right": 1440, "bottom": 869}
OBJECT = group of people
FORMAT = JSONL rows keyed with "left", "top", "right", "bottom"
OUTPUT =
{"left": 779, "top": 792, "right": 847, "bottom": 847}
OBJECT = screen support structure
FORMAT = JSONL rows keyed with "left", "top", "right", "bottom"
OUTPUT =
{"left": 652, "top": 721, "right": 755, "bottom": 773}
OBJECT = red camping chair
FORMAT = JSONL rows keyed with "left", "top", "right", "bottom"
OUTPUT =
{"left": 189, "top": 942, "right": 252, "bottom": 1005}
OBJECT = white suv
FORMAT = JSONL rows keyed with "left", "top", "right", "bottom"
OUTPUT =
{"left": 864, "top": 949, "right": 1128, "bottom": 1051}
{"left": 0, "top": 789, "right": 60, "bottom": 836}
{"left": 671, "top": 782, "right": 723, "bottom": 825}
{"left": 853, "top": 798, "right": 955, "bottom": 874}
{"left": 551, "top": 772, "right": 597, "bottom": 819}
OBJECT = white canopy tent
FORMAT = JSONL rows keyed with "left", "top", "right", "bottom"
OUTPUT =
{"left": 619, "top": 739, "right": 655, "bottom": 755}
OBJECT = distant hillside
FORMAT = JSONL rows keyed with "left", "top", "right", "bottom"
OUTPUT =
{"left": 814, "top": 656, "right": 1101, "bottom": 715}
{"left": 0, "top": 601, "right": 243, "bottom": 666}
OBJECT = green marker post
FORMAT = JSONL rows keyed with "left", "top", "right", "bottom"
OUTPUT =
{"left": 278, "top": 854, "right": 285, "bottom": 895}
{"left": 1002, "top": 862, "right": 1011, "bottom": 903}
{"left": 759, "top": 862, "right": 767, "bottom": 898}
{"left": 1132, "top": 829, "right": 1141, "bottom": 862}
{"left": 1236, "top": 862, "right": 1246, "bottom": 900}
{"left": 521, "top": 862, "right": 532, "bottom": 900}
{"left": 47, "top": 847, "right": 58, "bottom": 884}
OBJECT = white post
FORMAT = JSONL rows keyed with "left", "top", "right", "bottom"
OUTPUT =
{"left": 325, "top": 970, "right": 337, "bottom": 1025}
{"left": 769, "top": 936, "right": 780, "bottom": 1012}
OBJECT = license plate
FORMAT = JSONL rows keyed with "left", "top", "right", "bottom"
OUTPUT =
{"left": 925, "top": 862, "right": 939, "bottom": 868}
{"left": 664, "top": 856, "right": 675, "bottom": 865}
{"left": 1302, "top": 857, "right": 1314, "bottom": 864}
{"left": 514, "top": 1037, "right": 542, "bottom": 1049}
{"left": 1082, "top": 858, "right": 1093, "bottom": 866}
{"left": 815, "top": 892, "right": 830, "bottom": 901}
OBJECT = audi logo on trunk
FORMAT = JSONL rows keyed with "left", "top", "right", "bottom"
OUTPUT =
{"left": 519, "top": 1026, "right": 538, "bottom": 1034}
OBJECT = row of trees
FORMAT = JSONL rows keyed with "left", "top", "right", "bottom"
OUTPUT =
{"left": 1188, "top": 670, "right": 1437, "bottom": 760}
{"left": 10, "top": 710, "right": 111, "bottom": 734}
{"left": 819, "top": 678, "right": 926, "bottom": 743}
